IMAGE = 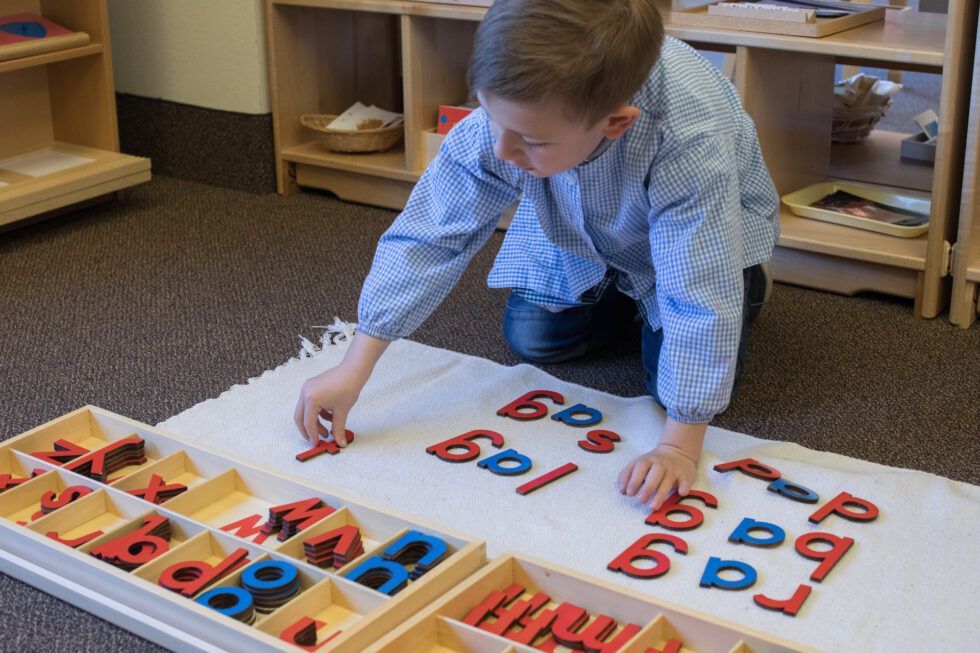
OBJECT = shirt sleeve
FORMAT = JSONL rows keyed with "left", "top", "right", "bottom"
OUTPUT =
{"left": 357, "top": 114, "right": 521, "bottom": 341}
{"left": 647, "top": 131, "right": 747, "bottom": 424}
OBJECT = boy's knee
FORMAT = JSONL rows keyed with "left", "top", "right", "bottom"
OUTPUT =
{"left": 503, "top": 322, "right": 587, "bottom": 363}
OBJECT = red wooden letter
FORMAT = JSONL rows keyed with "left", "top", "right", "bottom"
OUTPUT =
{"left": 90, "top": 515, "right": 171, "bottom": 568}
{"left": 280, "top": 616, "right": 337, "bottom": 651}
{"left": 795, "top": 532, "right": 854, "bottom": 582}
{"left": 220, "top": 513, "right": 271, "bottom": 545}
{"left": 462, "top": 584, "right": 524, "bottom": 627}
{"left": 648, "top": 640, "right": 682, "bottom": 653}
{"left": 754, "top": 584, "right": 813, "bottom": 616}
{"left": 712, "top": 457, "right": 781, "bottom": 480}
{"left": 303, "top": 525, "right": 362, "bottom": 569}
{"left": 46, "top": 529, "right": 103, "bottom": 548}
{"left": 296, "top": 430, "right": 356, "bottom": 462}
{"left": 809, "top": 491, "right": 879, "bottom": 524}
{"left": 644, "top": 490, "right": 718, "bottom": 530}
{"left": 263, "top": 498, "right": 336, "bottom": 540}
{"left": 32, "top": 485, "right": 94, "bottom": 520}
{"left": 607, "top": 533, "right": 688, "bottom": 579}
{"left": 496, "top": 390, "right": 565, "bottom": 421}
{"left": 128, "top": 474, "right": 188, "bottom": 504}
{"left": 29, "top": 439, "right": 89, "bottom": 466}
{"left": 425, "top": 430, "right": 504, "bottom": 462}
{"left": 63, "top": 436, "right": 146, "bottom": 480}
{"left": 515, "top": 463, "right": 578, "bottom": 495}
{"left": 158, "top": 548, "right": 250, "bottom": 597}
{"left": 577, "top": 429, "right": 621, "bottom": 454}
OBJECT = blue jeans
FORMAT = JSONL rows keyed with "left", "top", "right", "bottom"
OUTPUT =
{"left": 502, "top": 265, "right": 767, "bottom": 410}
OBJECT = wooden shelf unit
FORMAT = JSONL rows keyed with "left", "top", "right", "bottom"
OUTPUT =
{"left": 727, "top": 1, "right": 976, "bottom": 318}
{"left": 949, "top": 8, "right": 980, "bottom": 327}
{"left": 0, "top": 0, "right": 150, "bottom": 228}
{"left": 266, "top": 0, "right": 978, "bottom": 316}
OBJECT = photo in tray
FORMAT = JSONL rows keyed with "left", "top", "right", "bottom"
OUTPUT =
{"left": 810, "top": 190, "right": 929, "bottom": 227}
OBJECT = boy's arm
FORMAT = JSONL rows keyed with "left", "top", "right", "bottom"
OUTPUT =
{"left": 623, "top": 129, "right": 771, "bottom": 507}
{"left": 357, "top": 112, "right": 521, "bottom": 342}
{"left": 295, "top": 112, "right": 520, "bottom": 444}
{"left": 294, "top": 332, "right": 390, "bottom": 445}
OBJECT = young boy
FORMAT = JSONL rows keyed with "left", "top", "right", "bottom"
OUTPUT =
{"left": 294, "top": 0, "right": 779, "bottom": 511}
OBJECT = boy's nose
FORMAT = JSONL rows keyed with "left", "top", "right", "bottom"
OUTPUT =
{"left": 493, "top": 131, "right": 523, "bottom": 163}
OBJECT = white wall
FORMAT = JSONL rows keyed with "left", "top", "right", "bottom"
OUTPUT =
{"left": 107, "top": 0, "right": 270, "bottom": 115}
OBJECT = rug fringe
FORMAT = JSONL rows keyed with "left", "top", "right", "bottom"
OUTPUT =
{"left": 299, "top": 317, "right": 357, "bottom": 358}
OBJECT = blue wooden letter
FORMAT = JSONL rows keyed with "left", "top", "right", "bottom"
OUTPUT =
{"left": 699, "top": 557, "right": 758, "bottom": 590}
{"left": 728, "top": 517, "right": 786, "bottom": 547}
{"left": 767, "top": 477, "right": 820, "bottom": 503}
{"left": 550, "top": 403, "right": 603, "bottom": 427}
{"left": 477, "top": 449, "right": 533, "bottom": 475}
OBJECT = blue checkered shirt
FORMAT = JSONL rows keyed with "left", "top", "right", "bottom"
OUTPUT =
{"left": 358, "top": 37, "right": 779, "bottom": 423}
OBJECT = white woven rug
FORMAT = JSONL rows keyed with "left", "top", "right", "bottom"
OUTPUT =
{"left": 159, "top": 321, "right": 980, "bottom": 652}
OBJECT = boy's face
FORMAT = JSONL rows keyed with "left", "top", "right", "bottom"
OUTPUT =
{"left": 479, "top": 91, "right": 639, "bottom": 178}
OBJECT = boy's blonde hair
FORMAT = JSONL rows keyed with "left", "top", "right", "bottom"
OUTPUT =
{"left": 468, "top": 0, "right": 665, "bottom": 125}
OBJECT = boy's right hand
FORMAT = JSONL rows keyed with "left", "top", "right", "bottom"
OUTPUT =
{"left": 293, "top": 331, "right": 392, "bottom": 447}
{"left": 293, "top": 363, "right": 365, "bottom": 447}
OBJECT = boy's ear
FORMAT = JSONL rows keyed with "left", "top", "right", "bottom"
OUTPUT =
{"left": 602, "top": 105, "right": 641, "bottom": 140}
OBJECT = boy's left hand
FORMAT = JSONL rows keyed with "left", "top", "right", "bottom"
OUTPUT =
{"left": 618, "top": 443, "right": 699, "bottom": 510}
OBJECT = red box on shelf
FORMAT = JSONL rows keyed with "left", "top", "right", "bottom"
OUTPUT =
{"left": 437, "top": 105, "right": 475, "bottom": 135}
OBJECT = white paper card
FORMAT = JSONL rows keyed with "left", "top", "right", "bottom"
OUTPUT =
{"left": 327, "top": 102, "right": 404, "bottom": 131}
{"left": 0, "top": 149, "right": 95, "bottom": 178}
{"left": 914, "top": 109, "right": 939, "bottom": 142}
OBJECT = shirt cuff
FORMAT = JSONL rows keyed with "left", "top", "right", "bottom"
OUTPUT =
{"left": 353, "top": 322, "right": 401, "bottom": 343}
{"left": 666, "top": 408, "right": 714, "bottom": 425}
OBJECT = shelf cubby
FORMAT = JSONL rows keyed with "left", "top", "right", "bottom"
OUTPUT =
{"left": 730, "top": 1, "right": 978, "bottom": 315}
{"left": 268, "top": 1, "right": 406, "bottom": 206}
{"left": 0, "top": 0, "right": 150, "bottom": 227}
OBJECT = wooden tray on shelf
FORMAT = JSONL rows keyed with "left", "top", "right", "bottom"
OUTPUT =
{"left": 666, "top": 1, "right": 886, "bottom": 38}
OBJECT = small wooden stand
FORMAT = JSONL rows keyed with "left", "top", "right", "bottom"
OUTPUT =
{"left": 668, "top": 1, "right": 885, "bottom": 38}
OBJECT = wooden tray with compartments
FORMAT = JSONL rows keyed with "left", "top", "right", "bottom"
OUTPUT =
{"left": 367, "top": 554, "right": 818, "bottom": 652}
{"left": 666, "top": 1, "right": 886, "bottom": 38}
{"left": 0, "top": 406, "right": 486, "bottom": 652}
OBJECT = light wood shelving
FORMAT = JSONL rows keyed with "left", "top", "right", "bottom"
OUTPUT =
{"left": 0, "top": 0, "right": 150, "bottom": 228}
{"left": 266, "top": 0, "right": 978, "bottom": 317}
{"left": 949, "top": 9, "right": 980, "bottom": 327}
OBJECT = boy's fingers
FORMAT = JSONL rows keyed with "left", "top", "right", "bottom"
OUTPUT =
{"left": 331, "top": 410, "right": 349, "bottom": 447}
{"left": 649, "top": 474, "right": 677, "bottom": 510}
{"left": 677, "top": 476, "right": 692, "bottom": 496}
{"left": 637, "top": 466, "right": 666, "bottom": 504}
{"left": 303, "top": 401, "right": 321, "bottom": 444}
{"left": 293, "top": 396, "right": 306, "bottom": 439}
{"left": 625, "top": 461, "right": 652, "bottom": 496}
{"left": 617, "top": 466, "right": 631, "bottom": 493}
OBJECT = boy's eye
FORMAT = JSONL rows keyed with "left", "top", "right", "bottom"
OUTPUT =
{"left": 524, "top": 140, "right": 546, "bottom": 149}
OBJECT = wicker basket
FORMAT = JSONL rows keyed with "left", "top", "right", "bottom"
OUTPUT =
{"left": 831, "top": 102, "right": 892, "bottom": 144}
{"left": 300, "top": 114, "right": 404, "bottom": 154}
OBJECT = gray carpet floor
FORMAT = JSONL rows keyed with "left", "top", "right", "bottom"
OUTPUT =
{"left": 0, "top": 174, "right": 977, "bottom": 651}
